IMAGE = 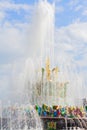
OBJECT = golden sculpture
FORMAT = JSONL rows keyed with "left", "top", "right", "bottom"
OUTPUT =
{"left": 46, "top": 58, "right": 51, "bottom": 80}
{"left": 45, "top": 58, "right": 59, "bottom": 81}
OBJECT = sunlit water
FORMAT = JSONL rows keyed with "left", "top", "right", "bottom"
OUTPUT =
{"left": 0, "top": 101, "right": 87, "bottom": 130}
{"left": 0, "top": 0, "right": 87, "bottom": 130}
{"left": 0, "top": 102, "right": 43, "bottom": 130}
{"left": 22, "top": 0, "right": 84, "bottom": 107}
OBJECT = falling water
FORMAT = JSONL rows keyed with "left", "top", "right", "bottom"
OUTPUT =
{"left": 23, "top": 0, "right": 56, "bottom": 105}
{"left": 0, "top": 101, "right": 43, "bottom": 130}
{"left": 0, "top": 0, "right": 86, "bottom": 130}
{"left": 23, "top": 0, "right": 84, "bottom": 107}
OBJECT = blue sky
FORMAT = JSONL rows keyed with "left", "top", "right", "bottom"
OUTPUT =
{"left": 0, "top": 0, "right": 87, "bottom": 100}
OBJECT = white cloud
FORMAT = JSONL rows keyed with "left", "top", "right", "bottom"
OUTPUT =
{"left": 0, "top": 22, "right": 29, "bottom": 55}
{"left": 0, "top": 11, "right": 6, "bottom": 20}
{"left": 0, "top": 0, "right": 33, "bottom": 22}
{"left": 56, "top": 22, "right": 87, "bottom": 48}
{"left": 56, "top": 0, "right": 62, "bottom": 3}
{"left": 68, "top": 0, "right": 79, "bottom": 9}
{"left": 0, "top": 58, "right": 27, "bottom": 101}
{"left": 82, "top": 10, "right": 87, "bottom": 16}
{"left": 55, "top": 22, "right": 87, "bottom": 75}
{"left": 75, "top": 5, "right": 83, "bottom": 12}
{"left": 68, "top": 0, "right": 87, "bottom": 20}
{"left": 0, "top": 1, "right": 32, "bottom": 12}
{"left": 55, "top": 22, "right": 87, "bottom": 99}
{"left": 55, "top": 6, "right": 64, "bottom": 13}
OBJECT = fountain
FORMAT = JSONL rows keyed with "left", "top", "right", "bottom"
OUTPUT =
{"left": 23, "top": 0, "right": 87, "bottom": 130}
{"left": 25, "top": 0, "right": 68, "bottom": 106}
{"left": 0, "top": 0, "right": 87, "bottom": 130}
{"left": 25, "top": 0, "right": 83, "bottom": 107}
{"left": 0, "top": 102, "right": 42, "bottom": 130}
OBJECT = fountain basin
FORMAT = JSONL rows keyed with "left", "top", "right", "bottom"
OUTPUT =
{"left": 41, "top": 116, "right": 87, "bottom": 130}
